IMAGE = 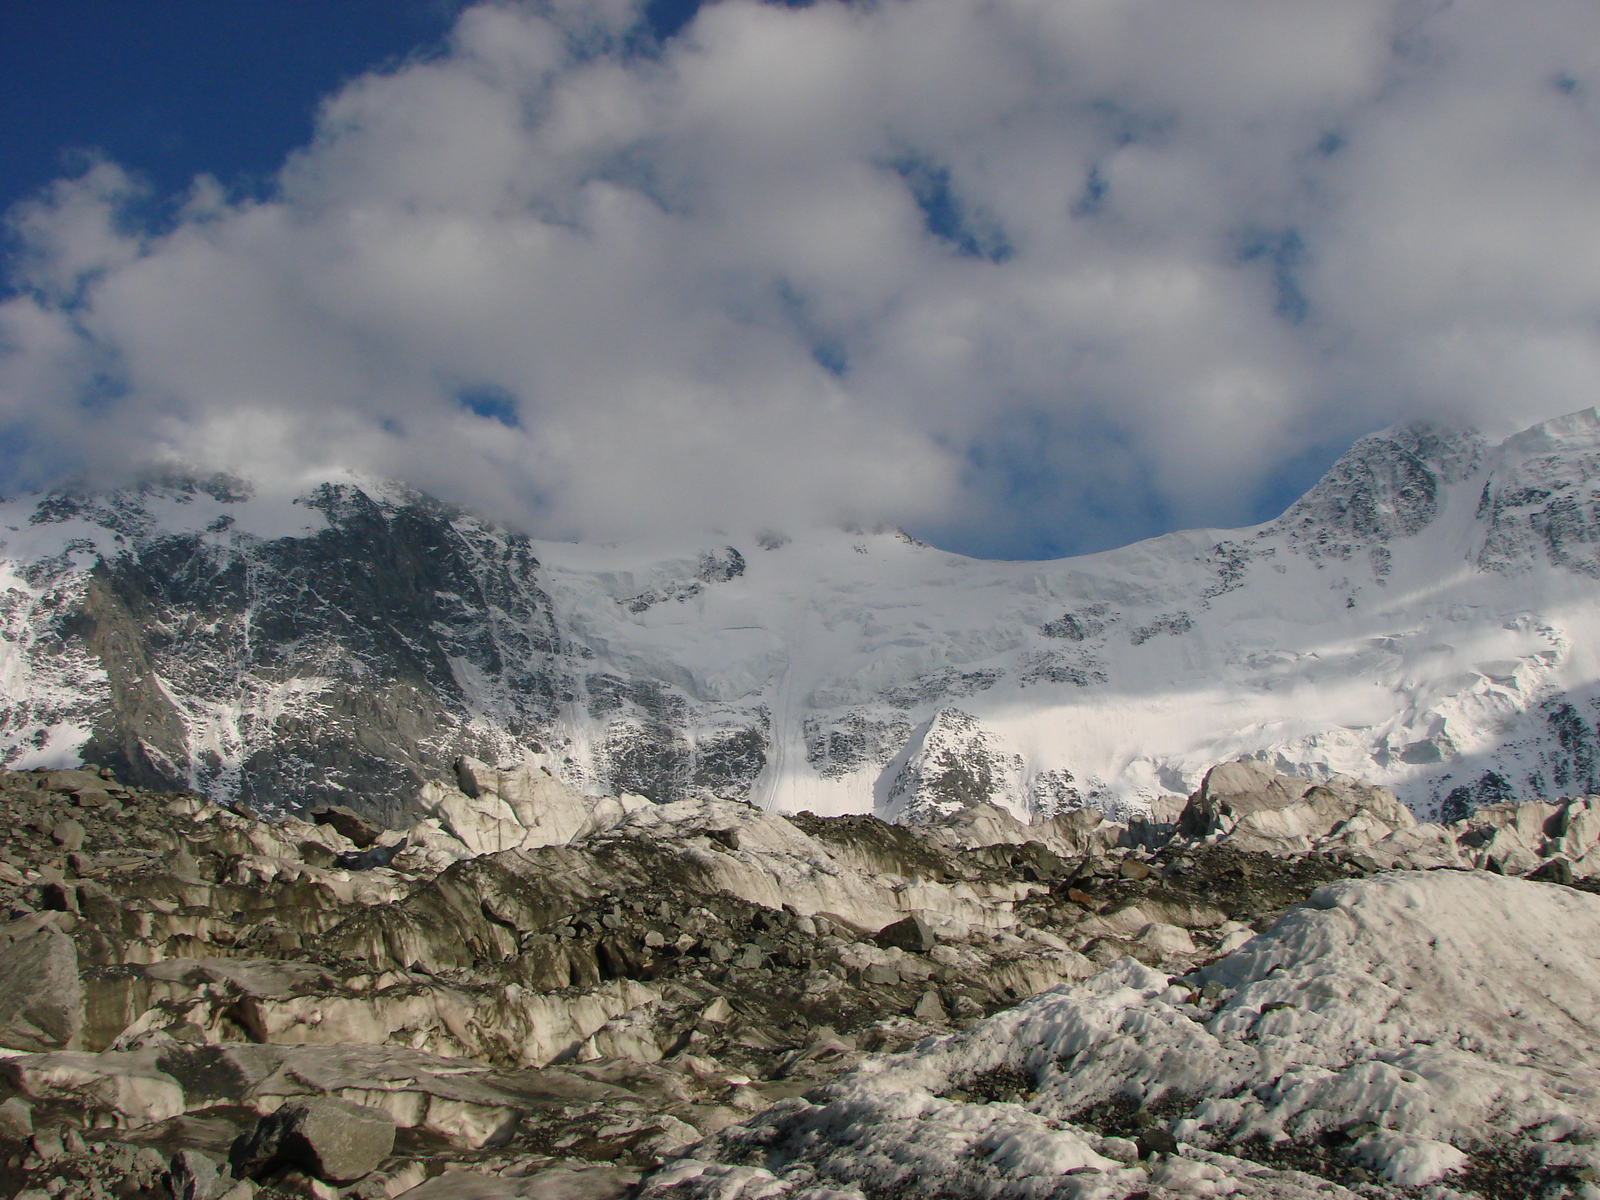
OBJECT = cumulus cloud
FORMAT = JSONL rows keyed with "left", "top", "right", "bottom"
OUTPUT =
{"left": 3, "top": 0, "right": 1599, "bottom": 555}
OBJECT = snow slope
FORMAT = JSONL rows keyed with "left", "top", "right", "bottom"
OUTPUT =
{"left": 4, "top": 411, "right": 1600, "bottom": 821}
{"left": 528, "top": 408, "right": 1600, "bottom": 819}
{"left": 646, "top": 870, "right": 1600, "bottom": 1200}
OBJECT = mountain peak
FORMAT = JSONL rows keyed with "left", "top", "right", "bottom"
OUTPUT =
{"left": 1476, "top": 406, "right": 1600, "bottom": 578}
{"left": 1266, "top": 419, "right": 1487, "bottom": 570}
{"left": 1501, "top": 405, "right": 1600, "bottom": 455}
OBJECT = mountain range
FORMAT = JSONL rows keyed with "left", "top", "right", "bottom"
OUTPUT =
{"left": 5, "top": 408, "right": 1600, "bottom": 826}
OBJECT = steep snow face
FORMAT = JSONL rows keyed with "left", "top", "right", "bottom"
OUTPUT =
{"left": 649, "top": 871, "right": 1600, "bottom": 1200}
{"left": 6, "top": 411, "right": 1600, "bottom": 822}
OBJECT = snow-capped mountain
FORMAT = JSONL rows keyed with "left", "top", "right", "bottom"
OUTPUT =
{"left": 5, "top": 409, "right": 1600, "bottom": 824}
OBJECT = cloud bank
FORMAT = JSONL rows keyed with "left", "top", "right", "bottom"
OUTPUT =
{"left": 4, "top": 0, "right": 1600, "bottom": 556}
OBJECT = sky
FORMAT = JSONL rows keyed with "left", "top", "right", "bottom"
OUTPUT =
{"left": 3, "top": 0, "right": 1600, "bottom": 560}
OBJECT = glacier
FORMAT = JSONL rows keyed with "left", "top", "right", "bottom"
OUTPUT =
{"left": 642, "top": 869, "right": 1600, "bottom": 1200}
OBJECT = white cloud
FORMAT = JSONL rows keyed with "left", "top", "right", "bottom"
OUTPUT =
{"left": 4, "top": 0, "right": 1600, "bottom": 554}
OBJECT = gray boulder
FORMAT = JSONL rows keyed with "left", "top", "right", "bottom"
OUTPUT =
{"left": 231, "top": 1096, "right": 395, "bottom": 1184}
{"left": 0, "top": 1096, "right": 33, "bottom": 1138}
{"left": 169, "top": 1149, "right": 226, "bottom": 1200}
{"left": 874, "top": 914, "right": 936, "bottom": 954}
{"left": 40, "top": 768, "right": 108, "bottom": 794}
{"left": 1178, "top": 760, "right": 1415, "bottom": 853}
{"left": 1178, "top": 760, "right": 1309, "bottom": 837}
{"left": 311, "top": 804, "right": 383, "bottom": 848}
{"left": 0, "top": 919, "right": 81, "bottom": 1051}
{"left": 49, "top": 819, "right": 85, "bottom": 851}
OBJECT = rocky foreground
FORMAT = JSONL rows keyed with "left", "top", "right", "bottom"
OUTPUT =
{"left": 0, "top": 760, "right": 1596, "bottom": 1200}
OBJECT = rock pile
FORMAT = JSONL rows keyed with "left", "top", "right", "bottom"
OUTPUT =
{"left": 1179, "top": 758, "right": 1600, "bottom": 878}
{"left": 0, "top": 757, "right": 1594, "bottom": 1199}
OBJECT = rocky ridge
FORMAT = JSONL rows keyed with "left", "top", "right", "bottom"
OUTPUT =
{"left": 0, "top": 756, "right": 1596, "bottom": 1200}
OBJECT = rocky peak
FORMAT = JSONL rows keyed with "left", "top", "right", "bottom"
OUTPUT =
{"left": 2, "top": 474, "right": 571, "bottom": 823}
{"left": 1475, "top": 406, "right": 1600, "bottom": 576}
{"left": 1269, "top": 419, "right": 1487, "bottom": 569}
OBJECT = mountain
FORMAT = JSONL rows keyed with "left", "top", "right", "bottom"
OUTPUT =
{"left": 4, "top": 410, "right": 1600, "bottom": 824}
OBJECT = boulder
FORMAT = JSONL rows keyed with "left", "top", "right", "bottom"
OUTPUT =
{"left": 874, "top": 915, "right": 936, "bottom": 954}
{"left": 1178, "top": 761, "right": 1414, "bottom": 853}
{"left": 311, "top": 805, "right": 383, "bottom": 849}
{"left": 170, "top": 1149, "right": 226, "bottom": 1200}
{"left": 0, "top": 1096, "right": 33, "bottom": 1138}
{"left": 231, "top": 1096, "right": 396, "bottom": 1184}
{"left": 50, "top": 820, "right": 85, "bottom": 851}
{"left": 1178, "top": 761, "right": 1310, "bottom": 837}
{"left": 0, "top": 919, "right": 81, "bottom": 1051}
{"left": 1012, "top": 840, "right": 1065, "bottom": 881}
{"left": 40, "top": 769, "right": 108, "bottom": 794}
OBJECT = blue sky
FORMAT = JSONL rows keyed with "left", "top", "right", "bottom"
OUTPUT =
{"left": 0, "top": 4, "right": 468, "bottom": 220}
{"left": 2, "top": 1, "right": 1596, "bottom": 558}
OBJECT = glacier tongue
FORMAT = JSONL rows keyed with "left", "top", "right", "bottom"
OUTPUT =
{"left": 7, "top": 413, "right": 1600, "bottom": 822}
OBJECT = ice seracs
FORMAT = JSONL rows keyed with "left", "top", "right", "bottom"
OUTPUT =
{"left": 3, "top": 754, "right": 1599, "bottom": 1197}
{"left": 650, "top": 870, "right": 1600, "bottom": 1200}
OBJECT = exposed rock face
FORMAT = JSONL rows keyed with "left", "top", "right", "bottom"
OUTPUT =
{"left": 803, "top": 711, "right": 912, "bottom": 781}
{"left": 3, "top": 477, "right": 571, "bottom": 824}
{"left": 1476, "top": 407, "right": 1600, "bottom": 576}
{"left": 1271, "top": 422, "right": 1487, "bottom": 569}
{"left": 167, "top": 1148, "right": 224, "bottom": 1200}
{"left": 888, "top": 708, "right": 1013, "bottom": 820}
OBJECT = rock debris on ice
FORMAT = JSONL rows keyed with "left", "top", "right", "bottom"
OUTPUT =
{"left": 650, "top": 870, "right": 1600, "bottom": 1200}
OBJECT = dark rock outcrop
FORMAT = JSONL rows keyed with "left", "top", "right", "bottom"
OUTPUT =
{"left": 231, "top": 1096, "right": 395, "bottom": 1184}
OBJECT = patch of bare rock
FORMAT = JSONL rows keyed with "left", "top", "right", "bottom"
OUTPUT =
{"left": 0, "top": 757, "right": 1594, "bottom": 1200}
